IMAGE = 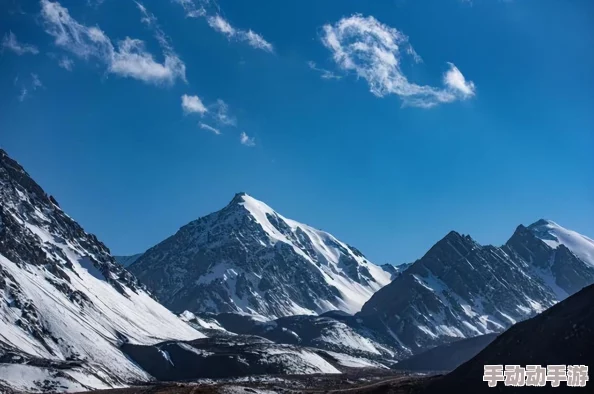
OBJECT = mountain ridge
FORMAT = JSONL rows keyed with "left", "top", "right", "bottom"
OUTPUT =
{"left": 0, "top": 149, "right": 203, "bottom": 391}
{"left": 356, "top": 219, "right": 594, "bottom": 355}
{"left": 129, "top": 192, "right": 392, "bottom": 319}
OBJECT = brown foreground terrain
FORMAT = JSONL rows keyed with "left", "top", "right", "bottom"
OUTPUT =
{"left": 73, "top": 370, "right": 437, "bottom": 394}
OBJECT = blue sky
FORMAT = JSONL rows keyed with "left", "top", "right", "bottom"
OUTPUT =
{"left": 1, "top": 0, "right": 593, "bottom": 265}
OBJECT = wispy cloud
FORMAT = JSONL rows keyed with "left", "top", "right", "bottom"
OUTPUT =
{"left": 199, "top": 122, "right": 221, "bottom": 135}
{"left": 207, "top": 14, "right": 273, "bottom": 53}
{"left": 181, "top": 94, "right": 208, "bottom": 115}
{"left": 1, "top": 31, "right": 39, "bottom": 55}
{"left": 18, "top": 73, "right": 44, "bottom": 102}
{"left": 208, "top": 15, "right": 235, "bottom": 36}
{"left": 307, "top": 61, "right": 341, "bottom": 80}
{"left": 40, "top": 0, "right": 186, "bottom": 86}
{"left": 320, "top": 14, "right": 476, "bottom": 108}
{"left": 18, "top": 88, "right": 28, "bottom": 102}
{"left": 135, "top": 1, "right": 157, "bottom": 27}
{"left": 31, "top": 73, "right": 43, "bottom": 89}
{"left": 172, "top": 0, "right": 205, "bottom": 18}
{"left": 212, "top": 99, "right": 236, "bottom": 126}
{"left": 183, "top": 95, "right": 240, "bottom": 138}
{"left": 240, "top": 131, "right": 255, "bottom": 147}
{"left": 58, "top": 56, "right": 74, "bottom": 70}
{"left": 174, "top": 1, "right": 273, "bottom": 53}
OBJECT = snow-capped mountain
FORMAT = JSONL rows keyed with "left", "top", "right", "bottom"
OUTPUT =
{"left": 358, "top": 222, "right": 594, "bottom": 356}
{"left": 0, "top": 149, "right": 202, "bottom": 391}
{"left": 528, "top": 219, "right": 594, "bottom": 268}
{"left": 129, "top": 192, "right": 392, "bottom": 319}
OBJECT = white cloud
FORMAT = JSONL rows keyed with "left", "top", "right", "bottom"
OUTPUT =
{"left": 307, "top": 61, "right": 342, "bottom": 80}
{"left": 443, "top": 62, "right": 476, "bottom": 97}
{"left": 172, "top": 0, "right": 206, "bottom": 18}
{"left": 181, "top": 94, "right": 208, "bottom": 115}
{"left": 199, "top": 122, "right": 221, "bottom": 135}
{"left": 58, "top": 56, "right": 74, "bottom": 70}
{"left": 31, "top": 73, "right": 43, "bottom": 89}
{"left": 206, "top": 14, "right": 273, "bottom": 53}
{"left": 1, "top": 31, "right": 39, "bottom": 55}
{"left": 135, "top": 1, "right": 157, "bottom": 27}
{"left": 40, "top": 0, "right": 186, "bottom": 86}
{"left": 242, "top": 30, "right": 273, "bottom": 53}
{"left": 18, "top": 88, "right": 28, "bottom": 102}
{"left": 212, "top": 99, "right": 236, "bottom": 126}
{"left": 208, "top": 15, "right": 236, "bottom": 36}
{"left": 17, "top": 73, "right": 43, "bottom": 102}
{"left": 109, "top": 38, "right": 186, "bottom": 84}
{"left": 240, "top": 131, "right": 255, "bottom": 147}
{"left": 173, "top": 0, "right": 273, "bottom": 53}
{"left": 320, "top": 14, "right": 476, "bottom": 108}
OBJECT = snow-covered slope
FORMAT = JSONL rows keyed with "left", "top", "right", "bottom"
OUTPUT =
{"left": 129, "top": 193, "right": 391, "bottom": 319}
{"left": 190, "top": 312, "right": 398, "bottom": 360}
{"left": 358, "top": 222, "right": 594, "bottom": 357}
{"left": 0, "top": 149, "right": 202, "bottom": 391}
{"left": 528, "top": 219, "right": 594, "bottom": 268}
{"left": 121, "top": 335, "right": 342, "bottom": 381}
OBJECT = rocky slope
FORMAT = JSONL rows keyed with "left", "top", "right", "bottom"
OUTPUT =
{"left": 181, "top": 311, "right": 398, "bottom": 362}
{"left": 0, "top": 149, "right": 202, "bottom": 391}
{"left": 393, "top": 333, "right": 498, "bottom": 372}
{"left": 357, "top": 222, "right": 594, "bottom": 356}
{"left": 428, "top": 281, "right": 594, "bottom": 393}
{"left": 129, "top": 193, "right": 392, "bottom": 319}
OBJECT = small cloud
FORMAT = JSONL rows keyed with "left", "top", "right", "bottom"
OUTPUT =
{"left": 443, "top": 62, "right": 476, "bottom": 98}
{"left": 307, "top": 61, "right": 341, "bottom": 80}
{"left": 173, "top": 1, "right": 273, "bottom": 53}
{"left": 320, "top": 14, "right": 476, "bottom": 108}
{"left": 199, "top": 122, "right": 221, "bottom": 135}
{"left": 242, "top": 30, "right": 273, "bottom": 53}
{"left": 181, "top": 94, "right": 208, "bottom": 115}
{"left": 208, "top": 15, "right": 236, "bottom": 36}
{"left": 109, "top": 38, "right": 186, "bottom": 85}
{"left": 58, "top": 56, "right": 74, "bottom": 70}
{"left": 240, "top": 131, "right": 255, "bottom": 147}
{"left": 135, "top": 1, "right": 157, "bottom": 27}
{"left": 172, "top": 0, "right": 206, "bottom": 18}
{"left": 40, "top": 0, "right": 186, "bottom": 86}
{"left": 212, "top": 99, "right": 236, "bottom": 126}
{"left": 1, "top": 31, "right": 39, "bottom": 55}
{"left": 17, "top": 73, "right": 43, "bottom": 102}
{"left": 18, "top": 88, "right": 28, "bottom": 102}
{"left": 31, "top": 73, "right": 43, "bottom": 89}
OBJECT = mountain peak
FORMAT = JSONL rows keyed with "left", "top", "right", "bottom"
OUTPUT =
{"left": 528, "top": 218, "right": 559, "bottom": 229}
{"left": 438, "top": 230, "right": 475, "bottom": 247}
{"left": 229, "top": 191, "right": 249, "bottom": 204}
{"left": 525, "top": 219, "right": 594, "bottom": 267}
{"left": 131, "top": 192, "right": 391, "bottom": 318}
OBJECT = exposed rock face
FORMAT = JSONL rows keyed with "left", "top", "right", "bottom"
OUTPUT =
{"left": 0, "top": 149, "right": 201, "bottom": 391}
{"left": 429, "top": 282, "right": 594, "bottom": 393}
{"left": 358, "top": 224, "right": 594, "bottom": 356}
{"left": 129, "top": 193, "right": 391, "bottom": 319}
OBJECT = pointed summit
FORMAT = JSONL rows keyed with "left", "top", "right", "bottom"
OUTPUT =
{"left": 526, "top": 219, "right": 594, "bottom": 267}
{"left": 130, "top": 192, "right": 391, "bottom": 318}
{"left": 229, "top": 191, "right": 248, "bottom": 204}
{"left": 528, "top": 218, "right": 557, "bottom": 228}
